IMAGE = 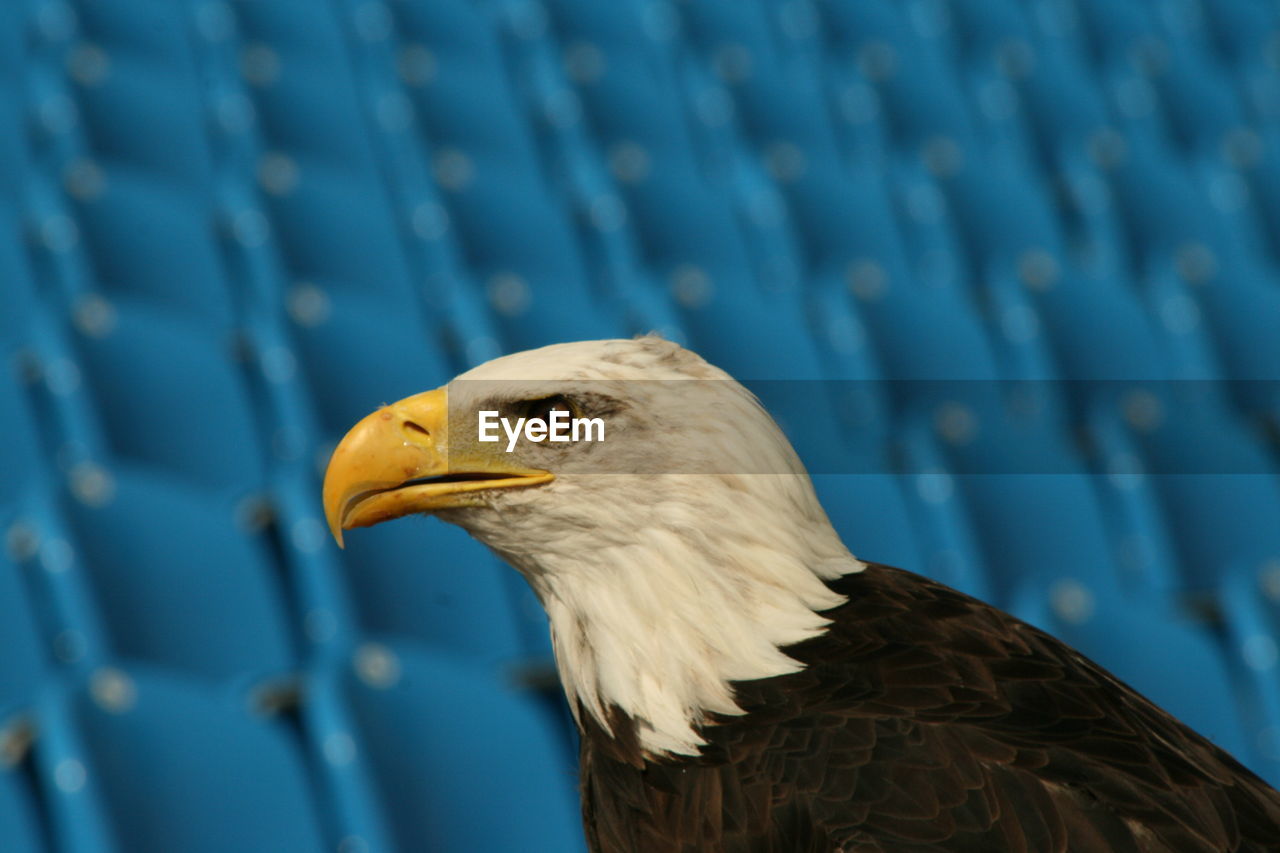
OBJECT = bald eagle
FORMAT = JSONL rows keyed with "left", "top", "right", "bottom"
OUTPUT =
{"left": 323, "top": 337, "right": 1280, "bottom": 852}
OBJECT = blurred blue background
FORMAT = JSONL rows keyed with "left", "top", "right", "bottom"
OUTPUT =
{"left": 2, "top": 0, "right": 1280, "bottom": 850}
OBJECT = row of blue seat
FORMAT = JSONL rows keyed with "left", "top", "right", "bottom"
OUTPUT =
{"left": 5, "top": 369, "right": 1280, "bottom": 788}
{"left": 13, "top": 0, "right": 1277, "bottom": 386}
{"left": 4, "top": 473, "right": 1279, "bottom": 794}
{"left": 5, "top": 275, "right": 1278, "bottom": 655}
{"left": 1, "top": 644, "right": 583, "bottom": 853}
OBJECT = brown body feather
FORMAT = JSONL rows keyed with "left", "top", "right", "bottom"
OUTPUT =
{"left": 579, "top": 564, "right": 1280, "bottom": 852}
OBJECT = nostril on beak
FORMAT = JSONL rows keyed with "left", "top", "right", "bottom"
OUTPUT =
{"left": 402, "top": 421, "right": 431, "bottom": 441}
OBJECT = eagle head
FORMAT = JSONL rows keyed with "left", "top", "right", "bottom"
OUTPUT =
{"left": 322, "top": 337, "right": 857, "bottom": 756}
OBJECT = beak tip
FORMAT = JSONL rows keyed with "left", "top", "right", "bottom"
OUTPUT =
{"left": 325, "top": 508, "right": 346, "bottom": 549}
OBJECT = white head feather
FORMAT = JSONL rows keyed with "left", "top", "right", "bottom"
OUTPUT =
{"left": 437, "top": 337, "right": 863, "bottom": 757}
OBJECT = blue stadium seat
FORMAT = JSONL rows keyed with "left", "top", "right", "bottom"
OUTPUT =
{"left": 72, "top": 301, "right": 268, "bottom": 502}
{"left": 304, "top": 641, "right": 584, "bottom": 853}
{"left": 1202, "top": 0, "right": 1280, "bottom": 130}
{"left": 1154, "top": 45, "right": 1250, "bottom": 158}
{"left": 74, "top": 0, "right": 195, "bottom": 60}
{"left": 938, "top": 162, "right": 1069, "bottom": 382}
{"left": 266, "top": 162, "right": 418, "bottom": 310}
{"left": 678, "top": 0, "right": 788, "bottom": 84}
{"left": 946, "top": 0, "right": 1034, "bottom": 59}
{"left": 0, "top": 548, "right": 47, "bottom": 729}
{"left": 835, "top": 276, "right": 1005, "bottom": 603}
{"left": 391, "top": 0, "right": 546, "bottom": 181}
{"left": 1104, "top": 142, "right": 1280, "bottom": 399}
{"left": 1022, "top": 275, "right": 1189, "bottom": 593}
{"left": 1100, "top": 60, "right": 1280, "bottom": 368}
{"left": 1015, "top": 27, "right": 1111, "bottom": 154}
{"left": 58, "top": 466, "right": 297, "bottom": 684}
{"left": 700, "top": 162, "right": 898, "bottom": 437}
{"left": 35, "top": 667, "right": 328, "bottom": 853}
{"left": 1086, "top": 405, "right": 1194, "bottom": 599}
{"left": 882, "top": 159, "right": 970, "bottom": 293}
{"left": 783, "top": 162, "right": 907, "bottom": 286}
{"left": 0, "top": 766, "right": 45, "bottom": 853}
{"left": 289, "top": 287, "right": 451, "bottom": 441}
{"left": 943, "top": 158, "right": 1065, "bottom": 271}
{"left": 73, "top": 171, "right": 235, "bottom": 330}
{"left": 1010, "top": 578, "right": 1253, "bottom": 765}
{"left": 798, "top": 37, "right": 889, "bottom": 167}
{"left": 511, "top": 30, "right": 675, "bottom": 304}
{"left": 1031, "top": 270, "right": 1174, "bottom": 384}
{"left": 1070, "top": 0, "right": 1156, "bottom": 63}
{"left": 1028, "top": 268, "right": 1278, "bottom": 596}
{"left": 72, "top": 46, "right": 213, "bottom": 185}
{"left": 445, "top": 170, "right": 625, "bottom": 348}
{"left": 1131, "top": 281, "right": 1254, "bottom": 405}
{"left": 818, "top": 0, "right": 978, "bottom": 154}
{"left": 1125, "top": 408, "right": 1280, "bottom": 594}
{"left": 938, "top": 398, "right": 1128, "bottom": 604}
{"left": 1191, "top": 256, "right": 1280, "bottom": 392}
{"left": 962, "top": 68, "right": 1040, "bottom": 172}
{"left": 1106, "top": 136, "right": 1228, "bottom": 263}
{"left": 963, "top": 468, "right": 1121, "bottom": 603}
{"left": 544, "top": 0, "right": 823, "bottom": 357}
{"left": 895, "top": 422, "right": 994, "bottom": 602}
{"left": 546, "top": 0, "right": 705, "bottom": 177}
{"left": 231, "top": 3, "right": 375, "bottom": 165}
{"left": 337, "top": 518, "right": 531, "bottom": 666}
{"left": 623, "top": 176, "right": 818, "bottom": 375}
{"left": 234, "top": 0, "right": 353, "bottom": 54}
{"left": 1016, "top": 53, "right": 1137, "bottom": 279}
{"left": 1219, "top": 559, "right": 1280, "bottom": 786}
{"left": 1071, "top": 0, "right": 1175, "bottom": 147}
{"left": 722, "top": 72, "right": 882, "bottom": 273}
{"left": 812, "top": 474, "right": 924, "bottom": 576}
{"left": 1202, "top": 0, "right": 1280, "bottom": 69}
{"left": 1148, "top": 0, "right": 1225, "bottom": 58}
{"left": 856, "top": 283, "right": 1000, "bottom": 390}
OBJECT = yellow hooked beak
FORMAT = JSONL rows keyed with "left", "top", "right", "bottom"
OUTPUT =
{"left": 322, "top": 388, "right": 554, "bottom": 547}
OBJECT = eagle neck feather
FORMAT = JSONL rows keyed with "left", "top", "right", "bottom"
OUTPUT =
{"left": 513, "top": 478, "right": 861, "bottom": 759}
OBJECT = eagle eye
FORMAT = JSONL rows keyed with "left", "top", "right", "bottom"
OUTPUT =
{"left": 520, "top": 394, "right": 576, "bottom": 422}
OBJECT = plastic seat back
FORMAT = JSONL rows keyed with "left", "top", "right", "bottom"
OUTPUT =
{"left": 308, "top": 642, "right": 584, "bottom": 853}
{"left": 338, "top": 520, "right": 528, "bottom": 665}
{"left": 73, "top": 303, "right": 267, "bottom": 499}
{"left": 60, "top": 467, "right": 296, "bottom": 682}
{"left": 38, "top": 667, "right": 327, "bottom": 853}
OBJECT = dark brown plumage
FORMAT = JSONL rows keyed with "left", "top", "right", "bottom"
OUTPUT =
{"left": 578, "top": 564, "right": 1280, "bottom": 852}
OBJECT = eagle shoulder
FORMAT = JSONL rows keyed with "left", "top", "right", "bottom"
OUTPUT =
{"left": 578, "top": 563, "right": 1280, "bottom": 852}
